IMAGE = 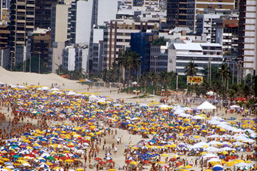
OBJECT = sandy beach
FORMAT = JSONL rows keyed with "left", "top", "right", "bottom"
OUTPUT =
{"left": 0, "top": 67, "right": 256, "bottom": 171}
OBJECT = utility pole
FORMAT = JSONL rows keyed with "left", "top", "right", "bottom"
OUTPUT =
{"left": 176, "top": 74, "right": 178, "bottom": 90}
{"left": 38, "top": 52, "right": 41, "bottom": 74}
{"left": 30, "top": 53, "right": 32, "bottom": 72}
{"left": 10, "top": 51, "right": 14, "bottom": 71}
{"left": 210, "top": 59, "right": 212, "bottom": 86}
{"left": 154, "top": 56, "right": 158, "bottom": 73}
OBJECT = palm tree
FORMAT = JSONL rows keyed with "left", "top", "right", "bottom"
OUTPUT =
{"left": 217, "top": 63, "right": 231, "bottom": 89}
{"left": 127, "top": 51, "right": 141, "bottom": 81}
{"left": 117, "top": 49, "right": 141, "bottom": 86}
{"left": 147, "top": 71, "right": 159, "bottom": 86}
{"left": 159, "top": 71, "right": 174, "bottom": 91}
{"left": 184, "top": 61, "right": 198, "bottom": 76}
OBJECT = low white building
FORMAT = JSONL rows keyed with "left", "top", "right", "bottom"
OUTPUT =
{"left": 168, "top": 42, "right": 223, "bottom": 75}
{"left": 62, "top": 44, "right": 89, "bottom": 72}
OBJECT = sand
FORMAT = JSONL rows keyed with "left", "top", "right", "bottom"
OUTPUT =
{"left": 0, "top": 67, "right": 256, "bottom": 171}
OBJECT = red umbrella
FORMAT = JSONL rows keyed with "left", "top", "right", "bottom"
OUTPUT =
{"left": 99, "top": 161, "right": 106, "bottom": 165}
{"left": 169, "top": 158, "right": 177, "bottom": 162}
{"left": 95, "top": 157, "right": 102, "bottom": 161}
{"left": 143, "top": 160, "right": 150, "bottom": 164}
{"left": 176, "top": 162, "right": 183, "bottom": 167}
{"left": 27, "top": 154, "right": 36, "bottom": 158}
{"left": 235, "top": 97, "right": 246, "bottom": 101}
{"left": 125, "top": 160, "right": 132, "bottom": 163}
{"left": 9, "top": 152, "right": 16, "bottom": 156}
{"left": 106, "top": 160, "right": 114, "bottom": 163}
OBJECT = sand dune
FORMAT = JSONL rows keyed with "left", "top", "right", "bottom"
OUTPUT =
{"left": 0, "top": 67, "right": 76, "bottom": 86}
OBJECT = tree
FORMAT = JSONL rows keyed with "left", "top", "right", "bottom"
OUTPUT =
{"left": 216, "top": 63, "right": 231, "bottom": 89}
{"left": 117, "top": 49, "right": 141, "bottom": 85}
{"left": 13, "top": 55, "right": 48, "bottom": 73}
{"left": 184, "top": 61, "right": 198, "bottom": 76}
{"left": 152, "top": 36, "right": 170, "bottom": 46}
{"left": 158, "top": 71, "right": 176, "bottom": 91}
{"left": 147, "top": 71, "right": 159, "bottom": 86}
{"left": 102, "top": 62, "right": 120, "bottom": 83}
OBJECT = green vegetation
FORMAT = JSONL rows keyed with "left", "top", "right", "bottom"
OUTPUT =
{"left": 12, "top": 55, "right": 49, "bottom": 73}
{"left": 152, "top": 36, "right": 169, "bottom": 46}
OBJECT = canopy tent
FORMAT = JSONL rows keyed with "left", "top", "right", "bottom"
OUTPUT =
{"left": 89, "top": 95, "right": 98, "bottom": 102}
{"left": 230, "top": 105, "right": 240, "bottom": 109}
{"left": 197, "top": 101, "right": 216, "bottom": 110}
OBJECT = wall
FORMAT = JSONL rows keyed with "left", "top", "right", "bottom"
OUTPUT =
{"left": 75, "top": 0, "right": 93, "bottom": 44}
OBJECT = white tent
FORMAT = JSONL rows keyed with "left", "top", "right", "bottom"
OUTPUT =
{"left": 66, "top": 91, "right": 76, "bottom": 96}
{"left": 197, "top": 101, "right": 216, "bottom": 110}
{"left": 41, "top": 86, "right": 50, "bottom": 91}
{"left": 89, "top": 94, "right": 98, "bottom": 102}
{"left": 230, "top": 105, "right": 240, "bottom": 109}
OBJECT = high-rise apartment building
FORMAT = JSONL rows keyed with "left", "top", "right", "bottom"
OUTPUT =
{"left": 9, "top": 0, "right": 35, "bottom": 68}
{"left": 167, "top": 0, "right": 235, "bottom": 32}
{"left": 49, "top": 3, "right": 69, "bottom": 73}
{"left": 104, "top": 19, "right": 159, "bottom": 70}
{"left": 166, "top": 0, "right": 187, "bottom": 29}
{"left": 238, "top": 0, "right": 257, "bottom": 76}
{"left": 35, "top": 0, "right": 59, "bottom": 29}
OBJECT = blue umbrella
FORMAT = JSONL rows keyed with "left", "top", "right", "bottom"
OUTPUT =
{"left": 213, "top": 165, "right": 223, "bottom": 171}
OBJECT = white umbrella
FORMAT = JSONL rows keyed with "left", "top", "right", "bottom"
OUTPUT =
{"left": 41, "top": 86, "right": 50, "bottom": 91}
{"left": 89, "top": 94, "right": 98, "bottom": 101}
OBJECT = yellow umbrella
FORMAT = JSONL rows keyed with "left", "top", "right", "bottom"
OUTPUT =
{"left": 2, "top": 158, "right": 9, "bottom": 161}
{"left": 158, "top": 161, "right": 165, "bottom": 164}
{"left": 200, "top": 152, "right": 207, "bottom": 155}
{"left": 222, "top": 151, "right": 228, "bottom": 155}
{"left": 132, "top": 147, "right": 139, "bottom": 150}
{"left": 53, "top": 167, "right": 62, "bottom": 170}
{"left": 161, "top": 154, "right": 169, "bottom": 157}
{"left": 65, "top": 159, "right": 74, "bottom": 163}
{"left": 226, "top": 161, "right": 235, "bottom": 167}
{"left": 108, "top": 169, "right": 116, "bottom": 171}
{"left": 46, "top": 162, "right": 54, "bottom": 166}
{"left": 185, "top": 165, "right": 192, "bottom": 169}
{"left": 130, "top": 161, "right": 138, "bottom": 165}
{"left": 76, "top": 168, "right": 84, "bottom": 171}
{"left": 244, "top": 161, "right": 252, "bottom": 163}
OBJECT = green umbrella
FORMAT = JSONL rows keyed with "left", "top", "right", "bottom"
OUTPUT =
{"left": 47, "top": 156, "right": 56, "bottom": 161}
{"left": 13, "top": 155, "right": 20, "bottom": 159}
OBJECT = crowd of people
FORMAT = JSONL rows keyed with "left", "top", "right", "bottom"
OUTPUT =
{"left": 0, "top": 84, "right": 256, "bottom": 171}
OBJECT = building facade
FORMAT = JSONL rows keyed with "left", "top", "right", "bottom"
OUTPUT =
{"left": 104, "top": 19, "right": 159, "bottom": 70}
{"left": 9, "top": 0, "right": 35, "bottom": 68}
{"left": 167, "top": 0, "right": 235, "bottom": 32}
{"left": 35, "top": 0, "right": 59, "bottom": 29}
{"left": 49, "top": 3, "right": 69, "bottom": 72}
{"left": 130, "top": 32, "right": 158, "bottom": 74}
{"left": 168, "top": 42, "right": 223, "bottom": 75}
{"left": 238, "top": 0, "right": 257, "bottom": 76}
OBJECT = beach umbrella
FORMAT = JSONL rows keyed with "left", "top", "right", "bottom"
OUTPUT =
{"left": 170, "top": 158, "right": 177, "bottom": 161}
{"left": 95, "top": 157, "right": 102, "bottom": 161}
{"left": 212, "top": 165, "right": 223, "bottom": 171}
{"left": 130, "top": 161, "right": 138, "bottom": 165}
{"left": 226, "top": 161, "right": 235, "bottom": 167}
{"left": 161, "top": 154, "right": 169, "bottom": 157}
{"left": 99, "top": 161, "right": 106, "bottom": 165}
{"left": 125, "top": 160, "right": 132, "bottom": 163}
{"left": 143, "top": 160, "right": 150, "bottom": 164}
{"left": 185, "top": 165, "right": 192, "bottom": 169}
